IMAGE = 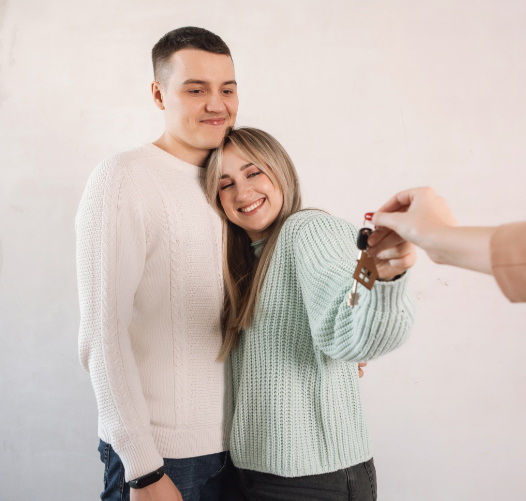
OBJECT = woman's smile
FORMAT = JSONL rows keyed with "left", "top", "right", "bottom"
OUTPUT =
{"left": 238, "top": 198, "right": 266, "bottom": 214}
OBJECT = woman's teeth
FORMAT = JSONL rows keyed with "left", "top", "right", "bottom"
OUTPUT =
{"left": 240, "top": 199, "right": 264, "bottom": 213}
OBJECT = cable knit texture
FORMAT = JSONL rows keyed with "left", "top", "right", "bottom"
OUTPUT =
{"left": 230, "top": 210, "right": 415, "bottom": 477}
{"left": 76, "top": 144, "right": 231, "bottom": 481}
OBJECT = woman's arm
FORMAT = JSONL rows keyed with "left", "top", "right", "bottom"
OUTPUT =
{"left": 293, "top": 213, "right": 415, "bottom": 362}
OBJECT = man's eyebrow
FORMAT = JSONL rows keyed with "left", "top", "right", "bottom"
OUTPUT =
{"left": 182, "top": 79, "right": 237, "bottom": 86}
{"left": 220, "top": 163, "right": 253, "bottom": 179}
{"left": 182, "top": 79, "right": 207, "bottom": 85}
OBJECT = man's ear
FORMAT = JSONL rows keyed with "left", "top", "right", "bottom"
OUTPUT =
{"left": 151, "top": 81, "right": 165, "bottom": 110}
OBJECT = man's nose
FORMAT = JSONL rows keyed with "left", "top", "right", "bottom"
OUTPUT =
{"left": 205, "top": 92, "right": 227, "bottom": 114}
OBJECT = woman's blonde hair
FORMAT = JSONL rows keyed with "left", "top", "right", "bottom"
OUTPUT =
{"left": 206, "top": 127, "right": 302, "bottom": 361}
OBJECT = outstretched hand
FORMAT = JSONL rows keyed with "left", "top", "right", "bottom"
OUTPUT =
{"left": 367, "top": 187, "right": 496, "bottom": 274}
{"left": 368, "top": 186, "right": 457, "bottom": 251}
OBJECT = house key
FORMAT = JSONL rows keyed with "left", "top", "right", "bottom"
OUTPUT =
{"left": 347, "top": 226, "right": 379, "bottom": 308}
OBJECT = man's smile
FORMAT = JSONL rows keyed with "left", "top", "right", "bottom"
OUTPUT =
{"left": 200, "top": 118, "right": 227, "bottom": 126}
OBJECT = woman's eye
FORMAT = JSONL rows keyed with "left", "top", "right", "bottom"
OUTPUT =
{"left": 248, "top": 172, "right": 261, "bottom": 179}
{"left": 220, "top": 183, "right": 234, "bottom": 190}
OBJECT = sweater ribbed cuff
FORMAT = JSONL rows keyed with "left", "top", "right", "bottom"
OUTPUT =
{"left": 115, "top": 435, "right": 164, "bottom": 482}
{"left": 364, "top": 271, "right": 410, "bottom": 311}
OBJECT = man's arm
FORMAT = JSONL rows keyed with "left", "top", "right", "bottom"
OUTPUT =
{"left": 76, "top": 159, "right": 164, "bottom": 482}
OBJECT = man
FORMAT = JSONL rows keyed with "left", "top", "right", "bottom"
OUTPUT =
{"left": 76, "top": 27, "right": 238, "bottom": 501}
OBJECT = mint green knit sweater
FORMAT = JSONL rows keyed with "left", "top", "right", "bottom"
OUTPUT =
{"left": 229, "top": 210, "right": 415, "bottom": 477}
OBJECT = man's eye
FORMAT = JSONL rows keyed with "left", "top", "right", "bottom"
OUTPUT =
{"left": 222, "top": 89, "right": 234, "bottom": 95}
{"left": 189, "top": 90, "right": 203, "bottom": 94}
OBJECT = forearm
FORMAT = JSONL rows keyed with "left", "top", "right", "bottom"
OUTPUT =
{"left": 312, "top": 274, "right": 415, "bottom": 361}
{"left": 424, "top": 227, "right": 497, "bottom": 275}
{"left": 343, "top": 275, "right": 414, "bottom": 361}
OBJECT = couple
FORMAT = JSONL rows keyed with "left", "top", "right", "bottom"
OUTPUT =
{"left": 76, "top": 27, "right": 416, "bottom": 501}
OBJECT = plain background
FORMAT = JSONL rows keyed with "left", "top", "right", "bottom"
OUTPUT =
{"left": 1, "top": 0, "right": 525, "bottom": 499}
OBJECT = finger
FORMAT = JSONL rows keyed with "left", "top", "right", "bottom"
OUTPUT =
{"left": 376, "top": 187, "right": 433, "bottom": 213}
{"left": 381, "top": 248, "right": 417, "bottom": 273}
{"left": 358, "top": 362, "right": 367, "bottom": 368}
{"left": 371, "top": 211, "right": 407, "bottom": 235}
{"left": 375, "top": 189, "right": 414, "bottom": 213}
{"left": 373, "top": 240, "right": 414, "bottom": 261}
{"left": 358, "top": 368, "right": 364, "bottom": 378}
{"left": 367, "top": 226, "right": 394, "bottom": 247}
{"left": 368, "top": 232, "right": 406, "bottom": 255}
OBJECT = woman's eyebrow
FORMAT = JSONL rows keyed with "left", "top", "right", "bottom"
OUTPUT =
{"left": 220, "top": 163, "right": 253, "bottom": 179}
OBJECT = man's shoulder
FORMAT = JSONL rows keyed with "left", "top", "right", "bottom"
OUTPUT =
{"left": 78, "top": 146, "right": 152, "bottom": 209}
{"left": 97, "top": 144, "right": 154, "bottom": 172}
{"left": 87, "top": 145, "right": 155, "bottom": 189}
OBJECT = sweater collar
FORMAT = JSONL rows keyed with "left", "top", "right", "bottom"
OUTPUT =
{"left": 251, "top": 238, "right": 268, "bottom": 258}
{"left": 142, "top": 143, "right": 202, "bottom": 177}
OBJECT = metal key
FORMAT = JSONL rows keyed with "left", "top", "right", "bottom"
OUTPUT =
{"left": 347, "top": 227, "right": 379, "bottom": 308}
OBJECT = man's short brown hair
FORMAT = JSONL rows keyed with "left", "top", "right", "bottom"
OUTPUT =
{"left": 152, "top": 27, "right": 232, "bottom": 85}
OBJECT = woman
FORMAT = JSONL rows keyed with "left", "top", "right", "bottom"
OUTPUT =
{"left": 205, "top": 127, "right": 416, "bottom": 500}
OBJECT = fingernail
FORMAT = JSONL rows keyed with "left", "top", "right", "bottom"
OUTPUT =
{"left": 364, "top": 213, "right": 373, "bottom": 221}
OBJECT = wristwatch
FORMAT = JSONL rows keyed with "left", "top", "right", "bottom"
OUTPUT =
{"left": 129, "top": 466, "right": 165, "bottom": 489}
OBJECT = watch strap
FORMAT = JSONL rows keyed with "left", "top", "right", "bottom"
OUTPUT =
{"left": 129, "top": 466, "right": 165, "bottom": 489}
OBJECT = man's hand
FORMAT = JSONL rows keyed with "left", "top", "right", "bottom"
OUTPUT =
{"left": 130, "top": 474, "right": 183, "bottom": 501}
{"left": 358, "top": 362, "right": 367, "bottom": 378}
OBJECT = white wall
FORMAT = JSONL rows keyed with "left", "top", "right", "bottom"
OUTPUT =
{"left": 0, "top": 0, "right": 525, "bottom": 499}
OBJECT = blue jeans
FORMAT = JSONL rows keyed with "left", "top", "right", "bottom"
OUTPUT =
{"left": 98, "top": 440, "right": 230, "bottom": 501}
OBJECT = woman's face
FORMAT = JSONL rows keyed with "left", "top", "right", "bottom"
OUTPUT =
{"left": 218, "top": 142, "right": 284, "bottom": 242}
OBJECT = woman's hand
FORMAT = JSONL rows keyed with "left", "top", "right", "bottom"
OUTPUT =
{"left": 358, "top": 362, "right": 367, "bottom": 378}
{"left": 367, "top": 228, "right": 417, "bottom": 280}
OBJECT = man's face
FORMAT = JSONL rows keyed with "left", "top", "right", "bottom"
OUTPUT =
{"left": 158, "top": 49, "right": 238, "bottom": 159}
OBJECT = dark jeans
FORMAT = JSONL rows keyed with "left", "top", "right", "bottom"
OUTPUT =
{"left": 224, "top": 458, "right": 377, "bottom": 501}
{"left": 98, "top": 440, "right": 230, "bottom": 501}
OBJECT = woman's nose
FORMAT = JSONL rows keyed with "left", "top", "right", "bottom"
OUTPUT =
{"left": 236, "top": 183, "right": 253, "bottom": 202}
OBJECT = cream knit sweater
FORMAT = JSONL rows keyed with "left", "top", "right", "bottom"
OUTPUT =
{"left": 76, "top": 144, "right": 231, "bottom": 481}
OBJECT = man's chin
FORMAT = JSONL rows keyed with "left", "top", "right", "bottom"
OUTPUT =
{"left": 198, "top": 130, "right": 231, "bottom": 150}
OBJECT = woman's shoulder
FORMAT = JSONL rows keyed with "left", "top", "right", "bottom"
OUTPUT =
{"left": 282, "top": 210, "right": 357, "bottom": 235}
{"left": 278, "top": 210, "right": 359, "bottom": 256}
